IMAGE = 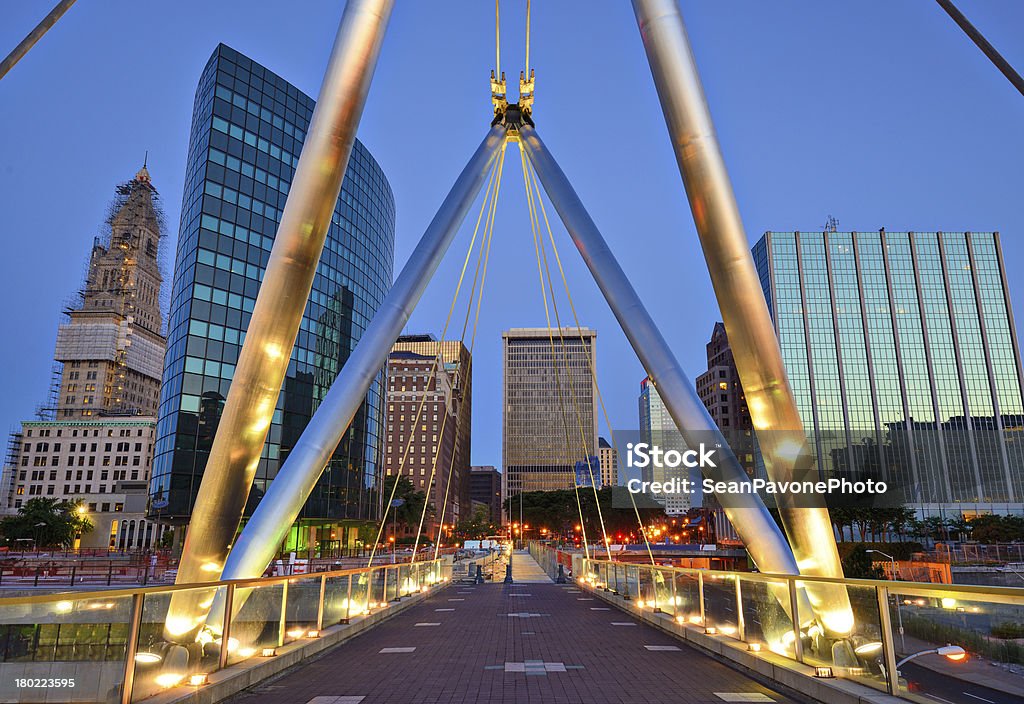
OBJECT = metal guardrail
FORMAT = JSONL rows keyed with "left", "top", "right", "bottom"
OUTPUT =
{"left": 0, "top": 557, "right": 450, "bottom": 703}
{"left": 573, "top": 555, "right": 1024, "bottom": 701}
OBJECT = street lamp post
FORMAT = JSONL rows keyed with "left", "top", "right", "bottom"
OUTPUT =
{"left": 867, "top": 549, "right": 905, "bottom": 651}
{"left": 897, "top": 645, "right": 966, "bottom": 670}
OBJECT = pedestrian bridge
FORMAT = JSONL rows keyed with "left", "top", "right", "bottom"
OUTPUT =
{"left": 0, "top": 547, "right": 1021, "bottom": 704}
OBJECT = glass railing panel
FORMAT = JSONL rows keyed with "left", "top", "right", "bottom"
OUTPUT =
{"left": 636, "top": 565, "right": 656, "bottom": 609}
{"left": 702, "top": 573, "right": 739, "bottom": 639}
{"left": 398, "top": 564, "right": 413, "bottom": 597}
{"left": 225, "top": 580, "right": 285, "bottom": 665}
{"left": 652, "top": 568, "right": 674, "bottom": 615}
{"left": 283, "top": 575, "right": 321, "bottom": 641}
{"left": 794, "top": 581, "right": 889, "bottom": 693}
{"left": 0, "top": 593, "right": 133, "bottom": 703}
{"left": 625, "top": 564, "right": 639, "bottom": 601}
{"left": 350, "top": 570, "right": 372, "bottom": 616}
{"left": 737, "top": 575, "right": 790, "bottom": 651}
{"left": 671, "top": 569, "right": 703, "bottom": 626}
{"left": 322, "top": 574, "right": 352, "bottom": 625}
{"left": 130, "top": 586, "right": 224, "bottom": 701}
{"left": 885, "top": 587, "right": 1024, "bottom": 698}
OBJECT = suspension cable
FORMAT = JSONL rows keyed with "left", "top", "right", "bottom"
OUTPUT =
{"left": 522, "top": 159, "right": 588, "bottom": 556}
{"left": 428, "top": 147, "right": 503, "bottom": 560}
{"left": 521, "top": 149, "right": 613, "bottom": 561}
{"left": 367, "top": 155, "right": 501, "bottom": 567}
{"left": 518, "top": 146, "right": 610, "bottom": 560}
{"left": 411, "top": 143, "right": 507, "bottom": 560}
{"left": 495, "top": 0, "right": 501, "bottom": 78}
{"left": 525, "top": 0, "right": 531, "bottom": 77}
{"left": 526, "top": 158, "right": 657, "bottom": 567}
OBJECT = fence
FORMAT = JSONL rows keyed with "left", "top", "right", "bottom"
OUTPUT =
{"left": 571, "top": 553, "right": 1024, "bottom": 700}
{"left": 0, "top": 557, "right": 450, "bottom": 703}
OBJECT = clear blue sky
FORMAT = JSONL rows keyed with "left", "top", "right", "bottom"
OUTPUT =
{"left": 2, "top": 1, "right": 1022, "bottom": 468}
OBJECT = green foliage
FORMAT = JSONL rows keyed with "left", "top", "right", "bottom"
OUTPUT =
{"left": 455, "top": 504, "right": 498, "bottom": 540}
{"left": 379, "top": 475, "right": 433, "bottom": 536}
{"left": 829, "top": 506, "right": 918, "bottom": 542}
{"left": 966, "top": 514, "right": 1024, "bottom": 543}
{"left": 0, "top": 498, "right": 94, "bottom": 550}
{"left": 840, "top": 544, "right": 884, "bottom": 579}
{"left": 904, "top": 615, "right": 1024, "bottom": 665}
{"left": 991, "top": 622, "right": 1024, "bottom": 640}
{"left": 503, "top": 488, "right": 667, "bottom": 539}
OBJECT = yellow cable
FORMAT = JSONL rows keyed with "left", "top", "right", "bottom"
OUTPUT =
{"left": 527, "top": 159, "right": 657, "bottom": 567}
{"left": 518, "top": 146, "right": 602, "bottom": 560}
{"left": 525, "top": 0, "right": 531, "bottom": 76}
{"left": 429, "top": 146, "right": 504, "bottom": 560}
{"left": 522, "top": 151, "right": 613, "bottom": 561}
{"left": 367, "top": 155, "right": 500, "bottom": 568}
{"left": 412, "top": 144, "right": 507, "bottom": 560}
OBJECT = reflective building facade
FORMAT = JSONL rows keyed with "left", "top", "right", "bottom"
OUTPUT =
{"left": 502, "top": 327, "right": 597, "bottom": 498}
{"left": 638, "top": 376, "right": 692, "bottom": 514}
{"left": 150, "top": 45, "right": 395, "bottom": 552}
{"left": 753, "top": 230, "right": 1024, "bottom": 516}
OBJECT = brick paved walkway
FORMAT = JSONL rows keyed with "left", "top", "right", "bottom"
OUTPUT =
{"left": 227, "top": 582, "right": 798, "bottom": 704}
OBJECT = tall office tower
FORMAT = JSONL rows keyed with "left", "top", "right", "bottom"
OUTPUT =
{"left": 753, "top": 230, "right": 1024, "bottom": 517}
{"left": 502, "top": 328, "right": 598, "bottom": 503}
{"left": 469, "top": 465, "right": 502, "bottom": 524}
{"left": 639, "top": 376, "right": 691, "bottom": 514}
{"left": 1, "top": 164, "right": 168, "bottom": 550}
{"left": 390, "top": 334, "right": 472, "bottom": 524}
{"left": 598, "top": 437, "right": 618, "bottom": 487}
{"left": 384, "top": 341, "right": 470, "bottom": 533}
{"left": 53, "top": 166, "right": 166, "bottom": 419}
{"left": 149, "top": 45, "right": 395, "bottom": 555}
{"left": 695, "top": 323, "right": 756, "bottom": 478}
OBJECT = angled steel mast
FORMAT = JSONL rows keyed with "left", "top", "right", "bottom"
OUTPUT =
{"left": 0, "top": 0, "right": 77, "bottom": 81}
{"left": 210, "top": 125, "right": 506, "bottom": 602}
{"left": 631, "top": 0, "right": 852, "bottom": 634}
{"left": 173, "top": 0, "right": 844, "bottom": 640}
{"left": 519, "top": 127, "right": 804, "bottom": 580}
{"left": 165, "top": 0, "right": 394, "bottom": 641}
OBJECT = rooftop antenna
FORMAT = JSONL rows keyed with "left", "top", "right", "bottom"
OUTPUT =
{"left": 824, "top": 215, "right": 839, "bottom": 233}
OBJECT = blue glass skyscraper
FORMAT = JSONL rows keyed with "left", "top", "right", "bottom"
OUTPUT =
{"left": 149, "top": 45, "right": 395, "bottom": 553}
{"left": 754, "top": 230, "right": 1024, "bottom": 517}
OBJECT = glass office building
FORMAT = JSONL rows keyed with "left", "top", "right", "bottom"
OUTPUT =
{"left": 150, "top": 45, "right": 395, "bottom": 553}
{"left": 753, "top": 230, "right": 1024, "bottom": 516}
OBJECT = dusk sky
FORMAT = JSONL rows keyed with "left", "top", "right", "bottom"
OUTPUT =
{"left": 2, "top": 1, "right": 1022, "bottom": 468}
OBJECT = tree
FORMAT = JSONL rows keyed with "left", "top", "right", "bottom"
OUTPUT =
{"left": 378, "top": 475, "right": 433, "bottom": 542}
{"left": 455, "top": 504, "right": 497, "bottom": 540}
{"left": 967, "top": 514, "right": 1024, "bottom": 543}
{"left": 887, "top": 506, "right": 918, "bottom": 542}
{"left": 842, "top": 544, "right": 885, "bottom": 579}
{"left": 503, "top": 488, "right": 668, "bottom": 543}
{"left": 0, "top": 498, "right": 93, "bottom": 550}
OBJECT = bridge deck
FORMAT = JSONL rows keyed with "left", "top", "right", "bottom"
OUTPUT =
{"left": 227, "top": 556, "right": 797, "bottom": 704}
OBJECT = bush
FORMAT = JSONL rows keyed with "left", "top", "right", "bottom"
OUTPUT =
{"left": 904, "top": 615, "right": 1024, "bottom": 664}
{"left": 991, "top": 622, "right": 1024, "bottom": 640}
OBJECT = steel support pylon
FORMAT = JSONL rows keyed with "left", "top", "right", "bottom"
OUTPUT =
{"left": 632, "top": 0, "right": 852, "bottom": 634}
{"left": 165, "top": 0, "right": 394, "bottom": 641}
{"left": 0, "top": 0, "right": 77, "bottom": 81}
{"left": 205, "top": 126, "right": 507, "bottom": 627}
{"left": 519, "top": 125, "right": 804, "bottom": 581}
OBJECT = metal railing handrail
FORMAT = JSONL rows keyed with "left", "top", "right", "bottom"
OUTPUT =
{"left": 578, "top": 557, "right": 1024, "bottom": 605}
{"left": 0, "top": 557, "right": 448, "bottom": 607}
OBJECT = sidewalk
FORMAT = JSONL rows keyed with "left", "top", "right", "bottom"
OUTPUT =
{"left": 509, "top": 550, "right": 553, "bottom": 584}
{"left": 226, "top": 581, "right": 797, "bottom": 704}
